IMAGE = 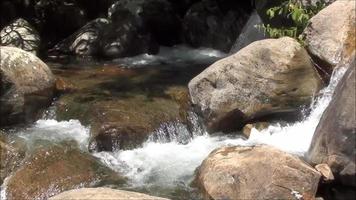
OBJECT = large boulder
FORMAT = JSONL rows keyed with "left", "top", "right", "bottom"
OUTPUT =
{"left": 307, "top": 57, "right": 356, "bottom": 187}
{"left": 50, "top": 188, "right": 169, "bottom": 200}
{"left": 195, "top": 145, "right": 321, "bottom": 200}
{"left": 303, "top": 0, "right": 356, "bottom": 75}
{"left": 188, "top": 37, "right": 322, "bottom": 132}
{"left": 108, "top": 0, "right": 181, "bottom": 46}
{"left": 0, "top": 46, "right": 55, "bottom": 126}
{"left": 50, "top": 18, "right": 109, "bottom": 57}
{"left": 101, "top": 9, "right": 159, "bottom": 58}
{"left": 6, "top": 144, "right": 126, "bottom": 200}
{"left": 182, "top": 0, "right": 252, "bottom": 52}
{"left": 0, "top": 18, "right": 40, "bottom": 55}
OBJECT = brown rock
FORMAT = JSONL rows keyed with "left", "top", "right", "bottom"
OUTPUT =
{"left": 189, "top": 37, "right": 322, "bottom": 132}
{"left": 195, "top": 145, "right": 321, "bottom": 200}
{"left": 242, "top": 122, "right": 269, "bottom": 138}
{"left": 6, "top": 144, "right": 126, "bottom": 200}
{"left": 49, "top": 187, "right": 170, "bottom": 200}
{"left": 315, "top": 164, "right": 334, "bottom": 182}
{"left": 55, "top": 77, "right": 76, "bottom": 94}
{"left": 303, "top": 0, "right": 356, "bottom": 75}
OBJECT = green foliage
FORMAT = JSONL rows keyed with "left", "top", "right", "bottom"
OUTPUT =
{"left": 257, "top": 0, "right": 327, "bottom": 40}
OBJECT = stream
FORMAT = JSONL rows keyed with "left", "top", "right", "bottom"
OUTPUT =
{"left": 0, "top": 46, "right": 347, "bottom": 200}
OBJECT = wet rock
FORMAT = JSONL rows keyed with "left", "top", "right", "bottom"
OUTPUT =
{"left": 195, "top": 145, "right": 321, "bottom": 200}
{"left": 50, "top": 187, "right": 170, "bottom": 200}
{"left": 0, "top": 18, "right": 40, "bottom": 55}
{"left": 109, "top": 0, "right": 182, "bottom": 46}
{"left": 315, "top": 164, "right": 334, "bottom": 182}
{"left": 303, "top": 0, "right": 355, "bottom": 75}
{"left": 307, "top": 57, "right": 356, "bottom": 187}
{"left": 0, "top": 46, "right": 55, "bottom": 126}
{"left": 54, "top": 77, "right": 76, "bottom": 94}
{"left": 230, "top": 11, "right": 266, "bottom": 54}
{"left": 182, "top": 0, "right": 252, "bottom": 52}
{"left": 242, "top": 122, "right": 269, "bottom": 138}
{"left": 53, "top": 66, "right": 191, "bottom": 152}
{"left": 189, "top": 37, "right": 322, "bottom": 133}
{"left": 102, "top": 9, "right": 159, "bottom": 59}
{"left": 0, "top": 132, "right": 26, "bottom": 185}
{"left": 6, "top": 144, "right": 126, "bottom": 200}
{"left": 50, "top": 18, "right": 109, "bottom": 57}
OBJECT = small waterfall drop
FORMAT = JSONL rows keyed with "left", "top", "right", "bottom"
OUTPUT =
{"left": 93, "top": 66, "right": 347, "bottom": 189}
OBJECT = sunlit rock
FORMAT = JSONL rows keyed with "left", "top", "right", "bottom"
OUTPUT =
{"left": 195, "top": 145, "right": 321, "bottom": 200}
{"left": 189, "top": 37, "right": 322, "bottom": 133}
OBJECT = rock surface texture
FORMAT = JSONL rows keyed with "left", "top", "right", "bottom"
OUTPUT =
{"left": 49, "top": 187, "right": 169, "bottom": 200}
{"left": 195, "top": 145, "right": 321, "bottom": 200}
{"left": 303, "top": 0, "right": 356, "bottom": 74}
{"left": 0, "top": 18, "right": 40, "bottom": 55}
{"left": 307, "top": 57, "right": 356, "bottom": 187}
{"left": 0, "top": 46, "right": 55, "bottom": 126}
{"left": 189, "top": 37, "right": 322, "bottom": 132}
{"left": 6, "top": 144, "right": 126, "bottom": 200}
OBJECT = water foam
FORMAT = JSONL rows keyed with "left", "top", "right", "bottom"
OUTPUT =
{"left": 113, "top": 45, "right": 227, "bottom": 67}
{"left": 15, "top": 119, "right": 90, "bottom": 150}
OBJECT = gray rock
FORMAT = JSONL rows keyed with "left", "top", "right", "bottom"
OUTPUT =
{"left": 0, "top": 18, "right": 40, "bottom": 55}
{"left": 189, "top": 37, "right": 322, "bottom": 132}
{"left": 0, "top": 46, "right": 55, "bottom": 126}
{"left": 307, "top": 56, "right": 356, "bottom": 187}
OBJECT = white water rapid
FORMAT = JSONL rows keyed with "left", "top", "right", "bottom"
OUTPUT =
{"left": 93, "top": 66, "right": 347, "bottom": 189}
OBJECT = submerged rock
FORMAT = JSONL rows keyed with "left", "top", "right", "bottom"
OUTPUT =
{"left": 0, "top": 132, "right": 27, "bottom": 185}
{"left": 303, "top": 0, "right": 355, "bottom": 75}
{"left": 53, "top": 66, "right": 191, "bottom": 152}
{"left": 307, "top": 57, "right": 356, "bottom": 187}
{"left": 6, "top": 144, "right": 126, "bottom": 200}
{"left": 0, "top": 46, "right": 55, "bottom": 126}
{"left": 0, "top": 18, "right": 40, "bottom": 55}
{"left": 182, "top": 0, "right": 251, "bottom": 52}
{"left": 195, "top": 145, "right": 321, "bottom": 200}
{"left": 50, "top": 187, "right": 170, "bottom": 200}
{"left": 189, "top": 37, "right": 322, "bottom": 133}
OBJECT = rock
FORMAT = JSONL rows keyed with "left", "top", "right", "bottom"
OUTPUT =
{"left": 315, "top": 164, "right": 334, "bottom": 182}
{"left": 50, "top": 18, "right": 109, "bottom": 57}
{"left": 182, "top": 0, "right": 252, "bottom": 52}
{"left": 0, "top": 18, "right": 40, "bottom": 55}
{"left": 0, "top": 46, "right": 55, "bottom": 126}
{"left": 6, "top": 144, "right": 126, "bottom": 200}
{"left": 230, "top": 11, "right": 266, "bottom": 54}
{"left": 55, "top": 77, "right": 76, "bottom": 94}
{"left": 53, "top": 66, "right": 191, "bottom": 151}
{"left": 101, "top": 9, "right": 159, "bottom": 58}
{"left": 108, "top": 0, "right": 182, "bottom": 46}
{"left": 303, "top": 0, "right": 356, "bottom": 75}
{"left": 307, "top": 57, "right": 356, "bottom": 187}
{"left": 49, "top": 187, "right": 169, "bottom": 200}
{"left": 195, "top": 145, "right": 321, "bottom": 200}
{"left": 188, "top": 37, "right": 322, "bottom": 132}
{"left": 242, "top": 122, "right": 269, "bottom": 138}
{"left": 34, "top": 0, "right": 88, "bottom": 46}
{"left": 0, "top": 132, "right": 26, "bottom": 185}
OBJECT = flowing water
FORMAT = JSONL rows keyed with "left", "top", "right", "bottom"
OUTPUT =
{"left": 0, "top": 46, "right": 347, "bottom": 199}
